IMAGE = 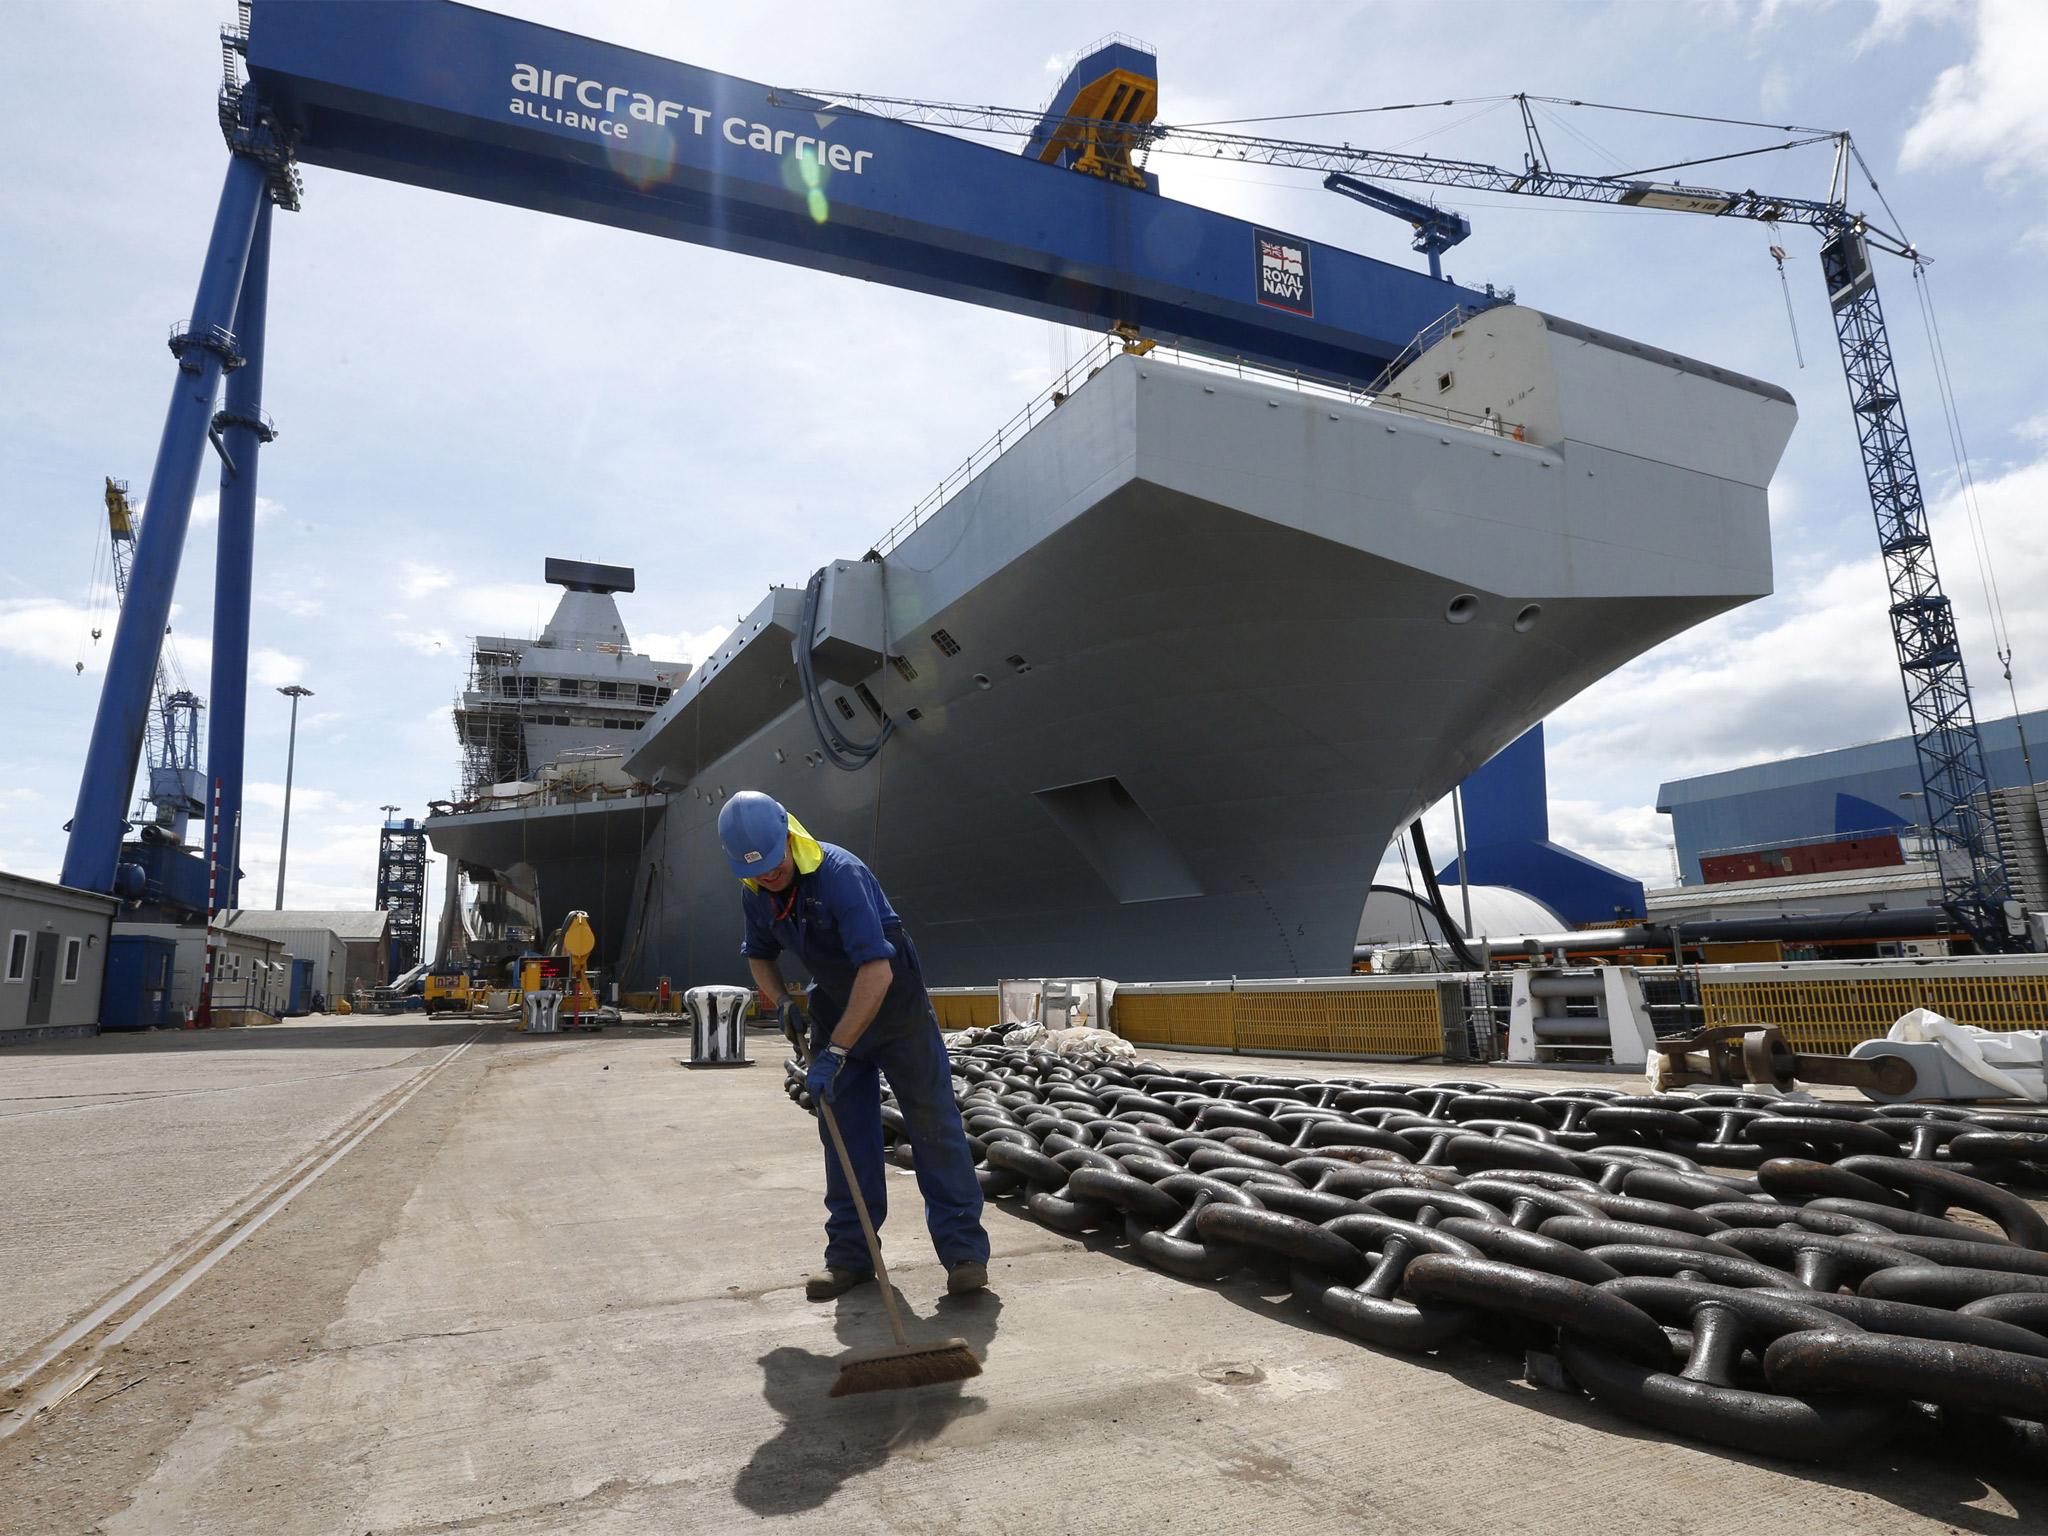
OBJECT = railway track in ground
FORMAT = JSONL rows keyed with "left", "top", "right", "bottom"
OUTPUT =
{"left": 0, "top": 1028, "right": 485, "bottom": 1442}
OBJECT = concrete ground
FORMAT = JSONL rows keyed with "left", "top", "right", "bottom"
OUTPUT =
{"left": 1, "top": 1019, "right": 2042, "bottom": 1533}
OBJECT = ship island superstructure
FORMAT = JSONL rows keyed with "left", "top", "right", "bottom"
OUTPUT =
{"left": 452, "top": 558, "right": 689, "bottom": 800}
{"left": 432, "top": 559, "right": 689, "bottom": 970}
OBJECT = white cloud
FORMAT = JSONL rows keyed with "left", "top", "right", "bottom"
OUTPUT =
{"left": 636, "top": 624, "right": 733, "bottom": 665}
{"left": 1548, "top": 801, "right": 1682, "bottom": 886}
{"left": 187, "top": 492, "right": 284, "bottom": 527}
{"left": 411, "top": 581, "right": 556, "bottom": 640}
{"left": 243, "top": 781, "right": 347, "bottom": 814}
{"left": 0, "top": 597, "right": 104, "bottom": 673}
{"left": 1857, "top": 0, "right": 1965, "bottom": 50}
{"left": 251, "top": 648, "right": 311, "bottom": 689}
{"left": 1757, "top": 64, "right": 1794, "bottom": 116}
{"left": 398, "top": 561, "right": 455, "bottom": 600}
{"left": 392, "top": 627, "right": 455, "bottom": 655}
{"left": 1899, "top": 0, "right": 2048, "bottom": 182}
{"left": 237, "top": 817, "right": 395, "bottom": 914}
{"left": 0, "top": 598, "right": 299, "bottom": 711}
{"left": 1753, "top": 0, "right": 1961, "bottom": 51}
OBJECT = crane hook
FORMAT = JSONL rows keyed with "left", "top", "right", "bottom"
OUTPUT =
{"left": 1769, "top": 244, "right": 1805, "bottom": 370}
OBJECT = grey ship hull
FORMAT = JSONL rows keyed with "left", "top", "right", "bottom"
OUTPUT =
{"left": 607, "top": 308, "right": 1794, "bottom": 989}
{"left": 425, "top": 796, "right": 666, "bottom": 972}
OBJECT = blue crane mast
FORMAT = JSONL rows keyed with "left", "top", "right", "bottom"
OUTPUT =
{"left": 820, "top": 91, "right": 2020, "bottom": 952}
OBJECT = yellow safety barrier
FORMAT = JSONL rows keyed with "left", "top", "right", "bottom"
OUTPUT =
{"left": 1115, "top": 991, "right": 1234, "bottom": 1049}
{"left": 930, "top": 991, "right": 1000, "bottom": 1032}
{"left": 1332, "top": 989, "right": 1446, "bottom": 1057}
{"left": 1117, "top": 985, "right": 1444, "bottom": 1057}
{"left": 1701, "top": 972, "right": 2048, "bottom": 1055}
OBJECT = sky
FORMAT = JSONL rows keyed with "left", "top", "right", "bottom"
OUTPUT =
{"left": 1, "top": 0, "right": 2044, "bottom": 936}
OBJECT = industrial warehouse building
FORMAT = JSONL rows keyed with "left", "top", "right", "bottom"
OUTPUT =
{"left": 0, "top": 871, "right": 117, "bottom": 1043}
{"left": 1652, "top": 708, "right": 2048, "bottom": 951}
{"left": 219, "top": 909, "right": 389, "bottom": 1000}
{"left": 110, "top": 922, "right": 293, "bottom": 1026}
{"left": 1657, "top": 708, "right": 2048, "bottom": 888}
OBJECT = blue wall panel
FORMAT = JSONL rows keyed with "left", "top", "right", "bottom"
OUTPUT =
{"left": 1657, "top": 709, "right": 2048, "bottom": 883}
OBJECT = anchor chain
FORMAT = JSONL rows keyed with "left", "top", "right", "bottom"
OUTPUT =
{"left": 784, "top": 1044, "right": 2048, "bottom": 1461}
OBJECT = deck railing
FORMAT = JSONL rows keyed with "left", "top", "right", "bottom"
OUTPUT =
{"left": 870, "top": 334, "right": 1526, "bottom": 557}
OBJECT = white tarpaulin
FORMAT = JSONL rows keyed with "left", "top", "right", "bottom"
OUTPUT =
{"left": 947, "top": 1022, "right": 1136, "bottom": 1061}
{"left": 1882, "top": 1008, "right": 2048, "bottom": 1102}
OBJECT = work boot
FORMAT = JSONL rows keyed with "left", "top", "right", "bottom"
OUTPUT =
{"left": 946, "top": 1260, "right": 989, "bottom": 1296}
{"left": 805, "top": 1268, "right": 873, "bottom": 1302}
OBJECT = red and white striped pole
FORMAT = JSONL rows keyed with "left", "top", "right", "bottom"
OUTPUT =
{"left": 195, "top": 775, "right": 222, "bottom": 1029}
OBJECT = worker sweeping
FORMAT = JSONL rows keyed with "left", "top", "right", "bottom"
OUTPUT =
{"left": 720, "top": 791, "right": 991, "bottom": 1305}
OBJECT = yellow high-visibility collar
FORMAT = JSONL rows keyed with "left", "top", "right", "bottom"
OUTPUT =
{"left": 741, "top": 813, "right": 824, "bottom": 890}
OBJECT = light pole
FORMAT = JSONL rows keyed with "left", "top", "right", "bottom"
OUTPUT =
{"left": 276, "top": 684, "right": 314, "bottom": 909}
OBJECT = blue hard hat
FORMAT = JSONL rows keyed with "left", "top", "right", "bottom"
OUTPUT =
{"left": 718, "top": 790, "right": 790, "bottom": 879}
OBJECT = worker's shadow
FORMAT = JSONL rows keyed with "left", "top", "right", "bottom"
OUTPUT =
{"left": 734, "top": 1285, "right": 1002, "bottom": 1515}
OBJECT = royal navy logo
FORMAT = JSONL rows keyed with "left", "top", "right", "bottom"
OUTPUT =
{"left": 1255, "top": 230, "right": 1313, "bottom": 316}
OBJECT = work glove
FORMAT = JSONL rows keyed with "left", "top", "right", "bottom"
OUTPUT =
{"left": 773, "top": 996, "right": 805, "bottom": 1055}
{"left": 806, "top": 1043, "right": 849, "bottom": 1106}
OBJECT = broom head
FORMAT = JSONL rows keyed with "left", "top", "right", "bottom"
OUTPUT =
{"left": 829, "top": 1336, "right": 982, "bottom": 1397}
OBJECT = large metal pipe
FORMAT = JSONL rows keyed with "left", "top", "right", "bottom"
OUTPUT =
{"left": 1643, "top": 908, "right": 1955, "bottom": 944}
{"left": 1353, "top": 906, "right": 1957, "bottom": 964}
{"left": 1515, "top": 929, "right": 1637, "bottom": 952}
{"left": 1527, "top": 974, "right": 1607, "bottom": 998}
{"left": 62, "top": 154, "right": 268, "bottom": 893}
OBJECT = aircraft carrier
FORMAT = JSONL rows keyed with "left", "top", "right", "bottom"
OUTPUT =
{"left": 428, "top": 303, "right": 1793, "bottom": 989}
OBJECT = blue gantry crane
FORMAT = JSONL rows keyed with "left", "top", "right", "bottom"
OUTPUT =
{"left": 61, "top": 2, "right": 2015, "bottom": 950}
{"left": 60, "top": 2, "right": 1496, "bottom": 911}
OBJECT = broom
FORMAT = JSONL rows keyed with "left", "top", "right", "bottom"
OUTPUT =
{"left": 810, "top": 1063, "right": 982, "bottom": 1396}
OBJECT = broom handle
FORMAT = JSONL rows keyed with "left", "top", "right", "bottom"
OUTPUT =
{"left": 816, "top": 1090, "right": 912, "bottom": 1351}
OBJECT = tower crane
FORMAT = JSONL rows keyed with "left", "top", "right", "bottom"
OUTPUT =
{"left": 805, "top": 88, "right": 2020, "bottom": 952}
{"left": 99, "top": 478, "right": 206, "bottom": 843}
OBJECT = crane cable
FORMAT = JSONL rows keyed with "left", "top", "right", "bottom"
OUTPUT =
{"left": 1910, "top": 260, "right": 2030, "bottom": 779}
{"left": 78, "top": 523, "right": 111, "bottom": 673}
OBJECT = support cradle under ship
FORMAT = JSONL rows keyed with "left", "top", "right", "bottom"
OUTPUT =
{"left": 425, "top": 307, "right": 1795, "bottom": 990}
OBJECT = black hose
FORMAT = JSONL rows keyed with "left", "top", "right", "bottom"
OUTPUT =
{"left": 1408, "top": 816, "right": 1482, "bottom": 971}
{"left": 796, "top": 567, "right": 892, "bottom": 771}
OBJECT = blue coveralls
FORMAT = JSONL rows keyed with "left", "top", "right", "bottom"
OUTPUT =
{"left": 742, "top": 843, "right": 990, "bottom": 1273}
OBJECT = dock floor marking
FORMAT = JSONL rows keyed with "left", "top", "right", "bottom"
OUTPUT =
{"left": 0, "top": 1030, "right": 483, "bottom": 1441}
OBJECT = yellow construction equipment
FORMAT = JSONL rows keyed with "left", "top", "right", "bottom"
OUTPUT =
{"left": 422, "top": 964, "right": 476, "bottom": 1015}
{"left": 516, "top": 911, "right": 612, "bottom": 1029}
{"left": 559, "top": 911, "right": 599, "bottom": 1015}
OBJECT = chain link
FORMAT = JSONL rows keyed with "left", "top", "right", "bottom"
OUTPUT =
{"left": 785, "top": 1044, "right": 2048, "bottom": 1460}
